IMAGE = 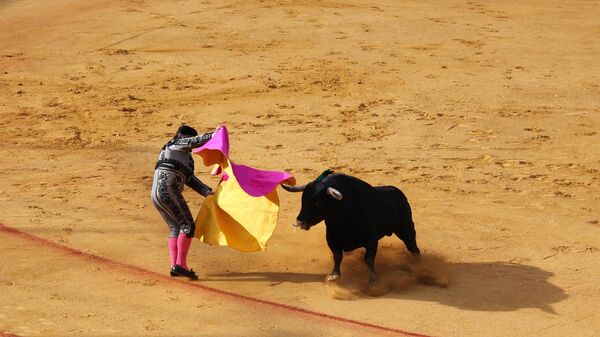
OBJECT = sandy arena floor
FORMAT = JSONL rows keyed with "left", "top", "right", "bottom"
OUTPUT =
{"left": 1, "top": 0, "right": 599, "bottom": 336}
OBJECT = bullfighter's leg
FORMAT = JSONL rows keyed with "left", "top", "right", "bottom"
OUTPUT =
{"left": 396, "top": 221, "right": 421, "bottom": 256}
{"left": 364, "top": 241, "right": 379, "bottom": 283}
{"left": 327, "top": 248, "right": 343, "bottom": 282}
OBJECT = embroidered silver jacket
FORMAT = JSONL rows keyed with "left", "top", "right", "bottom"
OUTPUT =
{"left": 155, "top": 132, "right": 213, "bottom": 196}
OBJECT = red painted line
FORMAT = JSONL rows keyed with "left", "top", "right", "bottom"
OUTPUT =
{"left": 0, "top": 222, "right": 435, "bottom": 337}
{"left": 0, "top": 332, "right": 21, "bottom": 337}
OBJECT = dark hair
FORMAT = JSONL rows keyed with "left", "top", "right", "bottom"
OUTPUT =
{"left": 175, "top": 125, "right": 198, "bottom": 138}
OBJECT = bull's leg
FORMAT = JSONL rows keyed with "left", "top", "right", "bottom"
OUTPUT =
{"left": 364, "top": 241, "right": 379, "bottom": 283}
{"left": 396, "top": 222, "right": 421, "bottom": 256}
{"left": 327, "top": 248, "right": 343, "bottom": 282}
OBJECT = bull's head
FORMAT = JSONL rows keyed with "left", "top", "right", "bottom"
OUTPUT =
{"left": 281, "top": 170, "right": 343, "bottom": 230}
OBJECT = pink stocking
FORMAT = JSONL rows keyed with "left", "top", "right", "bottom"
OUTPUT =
{"left": 168, "top": 237, "right": 178, "bottom": 268}
{"left": 176, "top": 234, "right": 192, "bottom": 270}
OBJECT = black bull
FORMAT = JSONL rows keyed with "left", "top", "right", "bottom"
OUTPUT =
{"left": 282, "top": 172, "right": 420, "bottom": 282}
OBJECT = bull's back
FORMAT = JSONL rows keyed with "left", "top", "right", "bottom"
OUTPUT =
{"left": 374, "top": 186, "right": 410, "bottom": 210}
{"left": 322, "top": 175, "right": 412, "bottom": 248}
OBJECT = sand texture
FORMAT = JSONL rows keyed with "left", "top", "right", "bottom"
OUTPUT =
{"left": 1, "top": 1, "right": 599, "bottom": 336}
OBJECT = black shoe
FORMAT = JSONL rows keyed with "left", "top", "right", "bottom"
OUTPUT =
{"left": 170, "top": 267, "right": 183, "bottom": 277}
{"left": 172, "top": 265, "right": 199, "bottom": 280}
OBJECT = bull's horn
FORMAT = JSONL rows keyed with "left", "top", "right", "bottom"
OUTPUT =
{"left": 326, "top": 187, "right": 343, "bottom": 200}
{"left": 281, "top": 184, "right": 306, "bottom": 192}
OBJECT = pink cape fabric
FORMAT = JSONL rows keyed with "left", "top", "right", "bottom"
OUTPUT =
{"left": 193, "top": 125, "right": 295, "bottom": 196}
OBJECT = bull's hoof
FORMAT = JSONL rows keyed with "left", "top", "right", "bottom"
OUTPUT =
{"left": 326, "top": 273, "right": 340, "bottom": 282}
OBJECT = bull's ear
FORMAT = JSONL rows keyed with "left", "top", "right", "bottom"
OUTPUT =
{"left": 326, "top": 187, "right": 343, "bottom": 200}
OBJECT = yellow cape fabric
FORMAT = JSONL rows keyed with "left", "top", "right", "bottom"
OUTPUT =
{"left": 194, "top": 153, "right": 284, "bottom": 252}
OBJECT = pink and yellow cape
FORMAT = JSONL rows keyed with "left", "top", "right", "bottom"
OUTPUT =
{"left": 192, "top": 125, "right": 295, "bottom": 252}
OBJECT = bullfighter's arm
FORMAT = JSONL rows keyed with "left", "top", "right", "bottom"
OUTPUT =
{"left": 168, "top": 132, "right": 213, "bottom": 151}
{"left": 186, "top": 175, "right": 212, "bottom": 197}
